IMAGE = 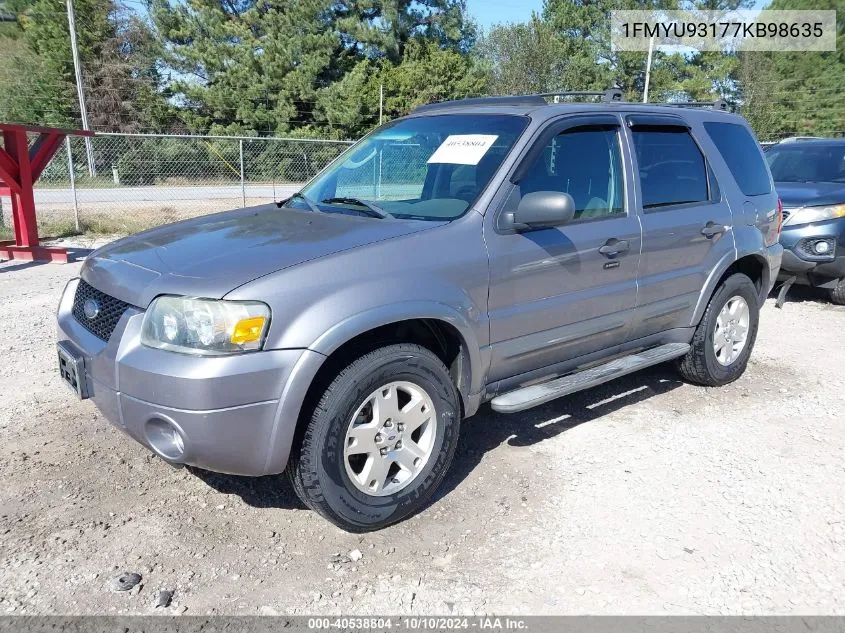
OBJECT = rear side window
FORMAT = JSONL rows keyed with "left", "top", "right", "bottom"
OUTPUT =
{"left": 704, "top": 122, "right": 771, "bottom": 196}
{"left": 631, "top": 128, "right": 709, "bottom": 209}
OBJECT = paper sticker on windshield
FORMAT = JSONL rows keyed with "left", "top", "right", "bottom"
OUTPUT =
{"left": 427, "top": 135, "right": 499, "bottom": 165}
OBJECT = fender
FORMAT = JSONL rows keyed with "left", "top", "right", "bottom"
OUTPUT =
{"left": 310, "top": 299, "right": 486, "bottom": 400}
{"left": 260, "top": 301, "right": 487, "bottom": 474}
{"left": 690, "top": 245, "right": 770, "bottom": 327}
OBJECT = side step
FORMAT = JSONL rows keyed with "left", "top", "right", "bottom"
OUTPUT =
{"left": 490, "top": 342, "right": 690, "bottom": 414}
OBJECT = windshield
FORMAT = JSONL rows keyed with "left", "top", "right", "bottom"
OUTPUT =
{"left": 297, "top": 114, "right": 528, "bottom": 220}
{"left": 766, "top": 143, "right": 845, "bottom": 183}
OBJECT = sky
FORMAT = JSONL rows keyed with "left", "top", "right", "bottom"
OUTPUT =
{"left": 465, "top": 0, "right": 545, "bottom": 32}
{"left": 464, "top": 0, "right": 770, "bottom": 32}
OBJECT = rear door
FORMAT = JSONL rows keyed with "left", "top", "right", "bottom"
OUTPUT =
{"left": 485, "top": 114, "right": 642, "bottom": 384}
{"left": 703, "top": 121, "right": 779, "bottom": 247}
{"left": 624, "top": 114, "right": 735, "bottom": 340}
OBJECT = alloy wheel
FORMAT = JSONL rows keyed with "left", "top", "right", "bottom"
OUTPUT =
{"left": 343, "top": 381, "right": 437, "bottom": 497}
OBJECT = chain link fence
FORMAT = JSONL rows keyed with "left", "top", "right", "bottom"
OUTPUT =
{"left": 0, "top": 130, "right": 796, "bottom": 238}
{"left": 0, "top": 133, "right": 353, "bottom": 235}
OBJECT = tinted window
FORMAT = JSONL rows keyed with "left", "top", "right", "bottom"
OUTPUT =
{"left": 704, "top": 122, "right": 771, "bottom": 196}
{"left": 765, "top": 143, "right": 845, "bottom": 183}
{"left": 519, "top": 128, "right": 624, "bottom": 221}
{"left": 632, "top": 129, "right": 709, "bottom": 209}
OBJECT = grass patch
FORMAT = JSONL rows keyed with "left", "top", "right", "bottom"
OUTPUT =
{"left": 1, "top": 218, "right": 159, "bottom": 242}
{"left": 3, "top": 206, "right": 199, "bottom": 242}
{"left": 38, "top": 219, "right": 84, "bottom": 239}
{"left": 1, "top": 218, "right": 84, "bottom": 241}
{"left": 76, "top": 216, "right": 160, "bottom": 236}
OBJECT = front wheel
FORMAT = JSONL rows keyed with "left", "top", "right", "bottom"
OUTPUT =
{"left": 677, "top": 273, "right": 760, "bottom": 387}
{"left": 287, "top": 344, "right": 461, "bottom": 532}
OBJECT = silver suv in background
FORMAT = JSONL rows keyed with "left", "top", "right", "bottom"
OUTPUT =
{"left": 57, "top": 91, "right": 783, "bottom": 531}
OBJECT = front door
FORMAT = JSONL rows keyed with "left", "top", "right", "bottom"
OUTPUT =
{"left": 485, "top": 115, "right": 642, "bottom": 385}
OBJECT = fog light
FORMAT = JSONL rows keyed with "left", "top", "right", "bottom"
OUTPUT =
{"left": 145, "top": 417, "right": 185, "bottom": 461}
{"left": 814, "top": 240, "right": 832, "bottom": 255}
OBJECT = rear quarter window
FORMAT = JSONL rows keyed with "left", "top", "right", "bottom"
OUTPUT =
{"left": 704, "top": 122, "right": 772, "bottom": 196}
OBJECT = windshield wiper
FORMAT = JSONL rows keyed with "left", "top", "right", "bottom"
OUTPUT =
{"left": 320, "top": 197, "right": 390, "bottom": 219}
{"left": 277, "top": 192, "right": 321, "bottom": 213}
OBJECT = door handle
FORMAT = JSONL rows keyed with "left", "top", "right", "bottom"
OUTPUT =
{"left": 701, "top": 222, "right": 726, "bottom": 238}
{"left": 598, "top": 239, "right": 630, "bottom": 257}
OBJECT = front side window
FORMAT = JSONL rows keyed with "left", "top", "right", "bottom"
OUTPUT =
{"left": 299, "top": 114, "right": 528, "bottom": 221}
{"left": 632, "top": 128, "right": 709, "bottom": 209}
{"left": 518, "top": 127, "right": 625, "bottom": 221}
{"left": 766, "top": 143, "right": 845, "bottom": 184}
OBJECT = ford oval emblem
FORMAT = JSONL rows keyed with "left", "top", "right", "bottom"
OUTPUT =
{"left": 83, "top": 298, "right": 100, "bottom": 320}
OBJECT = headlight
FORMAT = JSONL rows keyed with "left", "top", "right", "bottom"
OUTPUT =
{"left": 784, "top": 203, "right": 845, "bottom": 226}
{"left": 141, "top": 296, "right": 270, "bottom": 355}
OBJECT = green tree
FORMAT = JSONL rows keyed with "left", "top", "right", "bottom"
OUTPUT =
{"left": 0, "top": 0, "right": 20, "bottom": 38}
{"left": 380, "top": 39, "right": 488, "bottom": 114}
{"left": 151, "top": 0, "right": 343, "bottom": 136}
{"left": 0, "top": 0, "right": 171, "bottom": 130}
{"left": 312, "top": 38, "right": 488, "bottom": 139}
{"left": 476, "top": 15, "right": 581, "bottom": 95}
{"left": 335, "top": 0, "right": 475, "bottom": 63}
{"left": 739, "top": 0, "right": 845, "bottom": 139}
{"left": 479, "top": 0, "right": 753, "bottom": 107}
{"left": 152, "top": 0, "right": 479, "bottom": 136}
{"left": 479, "top": 0, "right": 686, "bottom": 100}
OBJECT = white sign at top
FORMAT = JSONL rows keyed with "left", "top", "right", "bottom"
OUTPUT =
{"left": 427, "top": 135, "right": 499, "bottom": 166}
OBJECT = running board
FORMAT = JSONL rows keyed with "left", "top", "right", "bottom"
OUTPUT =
{"left": 490, "top": 342, "right": 691, "bottom": 414}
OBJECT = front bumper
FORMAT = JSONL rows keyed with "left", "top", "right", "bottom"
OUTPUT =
{"left": 57, "top": 278, "right": 324, "bottom": 476}
{"left": 778, "top": 218, "right": 845, "bottom": 287}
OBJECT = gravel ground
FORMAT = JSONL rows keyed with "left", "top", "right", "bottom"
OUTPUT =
{"left": 0, "top": 257, "right": 843, "bottom": 616}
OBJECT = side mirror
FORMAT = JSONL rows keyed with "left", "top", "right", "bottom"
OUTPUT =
{"left": 507, "top": 191, "right": 576, "bottom": 230}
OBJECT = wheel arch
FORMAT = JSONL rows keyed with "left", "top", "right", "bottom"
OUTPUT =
{"left": 267, "top": 311, "right": 481, "bottom": 475}
{"left": 691, "top": 251, "right": 768, "bottom": 326}
{"left": 309, "top": 303, "right": 484, "bottom": 409}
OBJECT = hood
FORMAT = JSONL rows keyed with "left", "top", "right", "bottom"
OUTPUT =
{"left": 81, "top": 204, "right": 439, "bottom": 307}
{"left": 775, "top": 182, "right": 845, "bottom": 208}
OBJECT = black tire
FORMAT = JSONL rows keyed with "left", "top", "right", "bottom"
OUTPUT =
{"left": 830, "top": 278, "right": 845, "bottom": 306}
{"left": 287, "top": 344, "right": 461, "bottom": 532}
{"left": 677, "top": 273, "right": 760, "bottom": 387}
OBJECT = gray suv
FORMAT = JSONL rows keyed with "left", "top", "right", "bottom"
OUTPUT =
{"left": 57, "top": 92, "right": 783, "bottom": 531}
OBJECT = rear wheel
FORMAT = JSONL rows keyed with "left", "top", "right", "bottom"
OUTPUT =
{"left": 677, "top": 273, "right": 760, "bottom": 387}
{"left": 287, "top": 344, "right": 460, "bottom": 532}
{"left": 830, "top": 278, "right": 845, "bottom": 306}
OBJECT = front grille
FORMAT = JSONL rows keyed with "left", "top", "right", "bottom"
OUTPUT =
{"left": 72, "top": 280, "right": 132, "bottom": 342}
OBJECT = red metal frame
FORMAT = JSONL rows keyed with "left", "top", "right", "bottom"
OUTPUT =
{"left": 0, "top": 123, "right": 93, "bottom": 263}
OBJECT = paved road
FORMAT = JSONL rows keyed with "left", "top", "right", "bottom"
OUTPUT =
{"left": 30, "top": 184, "right": 301, "bottom": 205}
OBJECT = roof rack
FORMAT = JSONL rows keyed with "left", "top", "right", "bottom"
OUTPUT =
{"left": 623, "top": 99, "right": 728, "bottom": 110}
{"left": 412, "top": 90, "right": 729, "bottom": 114}
{"left": 613, "top": 98, "right": 730, "bottom": 112}
{"left": 412, "top": 88, "right": 623, "bottom": 114}
{"left": 676, "top": 99, "right": 729, "bottom": 111}
{"left": 536, "top": 89, "right": 624, "bottom": 103}
{"left": 412, "top": 95, "right": 548, "bottom": 114}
